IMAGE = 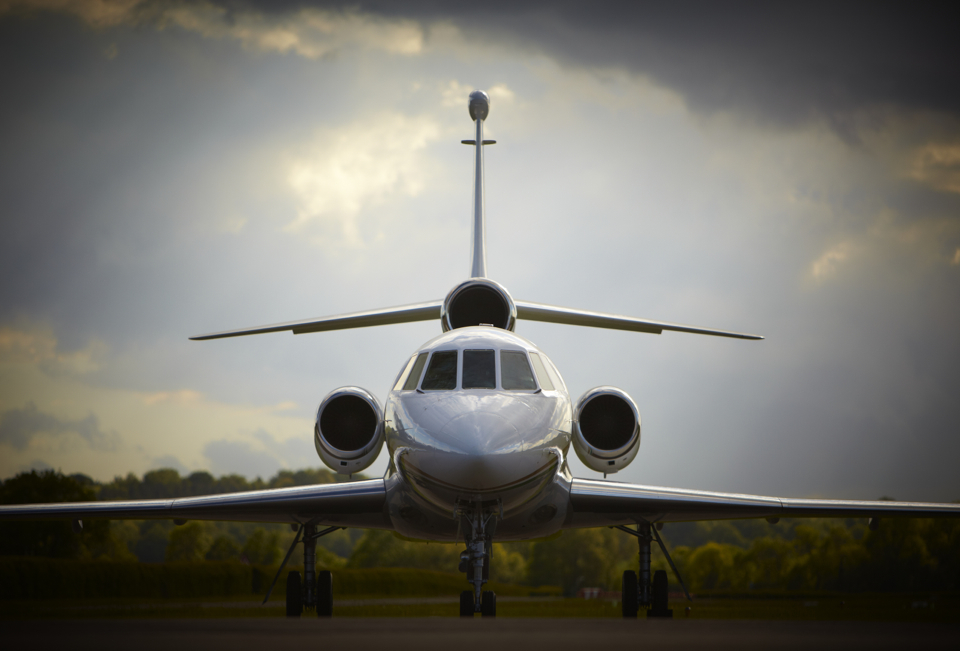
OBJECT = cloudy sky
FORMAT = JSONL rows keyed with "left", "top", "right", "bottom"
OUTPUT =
{"left": 1, "top": 1, "right": 958, "bottom": 503}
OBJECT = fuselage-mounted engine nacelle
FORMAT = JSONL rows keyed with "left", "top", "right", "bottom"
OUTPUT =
{"left": 314, "top": 387, "right": 385, "bottom": 475}
{"left": 440, "top": 278, "right": 517, "bottom": 332}
{"left": 572, "top": 386, "right": 641, "bottom": 474}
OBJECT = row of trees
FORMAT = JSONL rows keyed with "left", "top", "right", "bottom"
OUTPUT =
{"left": 2, "top": 469, "right": 958, "bottom": 595}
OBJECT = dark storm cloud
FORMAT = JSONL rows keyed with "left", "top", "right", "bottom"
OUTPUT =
{"left": 7, "top": 1, "right": 955, "bottom": 129}
{"left": 0, "top": 401, "right": 118, "bottom": 451}
{"left": 218, "top": 0, "right": 960, "bottom": 131}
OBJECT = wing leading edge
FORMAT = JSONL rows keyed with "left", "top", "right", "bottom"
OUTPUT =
{"left": 516, "top": 301, "right": 764, "bottom": 340}
{"left": 565, "top": 478, "right": 960, "bottom": 528}
{"left": 190, "top": 301, "right": 443, "bottom": 341}
{"left": 0, "top": 479, "right": 390, "bottom": 529}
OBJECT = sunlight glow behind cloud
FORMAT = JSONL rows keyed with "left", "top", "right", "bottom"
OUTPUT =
{"left": 285, "top": 113, "right": 442, "bottom": 245}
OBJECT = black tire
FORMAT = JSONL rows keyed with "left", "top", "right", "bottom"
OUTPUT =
{"left": 316, "top": 570, "right": 333, "bottom": 617}
{"left": 652, "top": 569, "right": 668, "bottom": 611}
{"left": 285, "top": 571, "right": 303, "bottom": 618}
{"left": 481, "top": 590, "right": 496, "bottom": 618}
{"left": 460, "top": 590, "right": 475, "bottom": 618}
{"left": 621, "top": 570, "right": 638, "bottom": 619}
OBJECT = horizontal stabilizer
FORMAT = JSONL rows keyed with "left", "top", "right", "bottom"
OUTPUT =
{"left": 190, "top": 301, "right": 442, "bottom": 341}
{"left": 515, "top": 301, "right": 764, "bottom": 340}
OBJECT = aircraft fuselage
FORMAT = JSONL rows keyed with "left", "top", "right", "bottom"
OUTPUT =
{"left": 382, "top": 327, "right": 574, "bottom": 541}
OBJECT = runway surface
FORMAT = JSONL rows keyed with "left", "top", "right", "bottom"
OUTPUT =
{"left": 6, "top": 618, "right": 959, "bottom": 650}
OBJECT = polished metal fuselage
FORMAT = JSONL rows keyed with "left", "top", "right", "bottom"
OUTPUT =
{"left": 383, "top": 327, "right": 574, "bottom": 541}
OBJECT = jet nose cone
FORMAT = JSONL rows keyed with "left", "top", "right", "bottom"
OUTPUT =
{"left": 441, "top": 411, "right": 519, "bottom": 455}
{"left": 468, "top": 90, "right": 490, "bottom": 121}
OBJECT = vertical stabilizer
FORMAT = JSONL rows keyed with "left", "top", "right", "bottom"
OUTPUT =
{"left": 466, "top": 90, "right": 493, "bottom": 279}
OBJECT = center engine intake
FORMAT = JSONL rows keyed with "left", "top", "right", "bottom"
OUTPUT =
{"left": 441, "top": 278, "right": 517, "bottom": 331}
{"left": 314, "top": 387, "right": 384, "bottom": 474}
{"left": 572, "top": 386, "right": 641, "bottom": 474}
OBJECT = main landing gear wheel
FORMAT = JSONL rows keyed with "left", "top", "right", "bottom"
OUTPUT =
{"left": 621, "top": 570, "right": 638, "bottom": 619}
{"left": 460, "top": 590, "right": 475, "bottom": 618}
{"left": 481, "top": 590, "right": 496, "bottom": 617}
{"left": 648, "top": 569, "right": 673, "bottom": 618}
{"left": 316, "top": 570, "right": 333, "bottom": 617}
{"left": 285, "top": 570, "right": 303, "bottom": 617}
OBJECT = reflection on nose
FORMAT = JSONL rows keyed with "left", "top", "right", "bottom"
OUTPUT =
{"left": 440, "top": 411, "right": 520, "bottom": 455}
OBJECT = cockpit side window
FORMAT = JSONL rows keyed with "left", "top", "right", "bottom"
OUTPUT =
{"left": 528, "top": 353, "right": 555, "bottom": 391}
{"left": 393, "top": 355, "right": 416, "bottom": 391}
{"left": 541, "top": 354, "right": 566, "bottom": 392}
{"left": 501, "top": 350, "right": 537, "bottom": 391}
{"left": 462, "top": 349, "right": 496, "bottom": 389}
{"left": 421, "top": 350, "right": 458, "bottom": 390}
{"left": 400, "top": 352, "right": 429, "bottom": 391}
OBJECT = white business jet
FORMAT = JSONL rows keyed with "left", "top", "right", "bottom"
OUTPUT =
{"left": 3, "top": 91, "right": 958, "bottom": 619}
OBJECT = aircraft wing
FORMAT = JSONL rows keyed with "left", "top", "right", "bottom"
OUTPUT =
{"left": 515, "top": 301, "right": 763, "bottom": 340}
{"left": 190, "top": 301, "right": 443, "bottom": 341}
{"left": 564, "top": 478, "right": 960, "bottom": 528}
{"left": 0, "top": 479, "right": 390, "bottom": 529}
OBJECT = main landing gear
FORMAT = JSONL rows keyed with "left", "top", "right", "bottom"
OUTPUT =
{"left": 616, "top": 522, "right": 691, "bottom": 619}
{"left": 263, "top": 522, "right": 343, "bottom": 618}
{"left": 457, "top": 502, "right": 500, "bottom": 618}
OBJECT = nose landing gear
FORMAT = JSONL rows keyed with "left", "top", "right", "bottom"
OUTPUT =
{"left": 457, "top": 502, "right": 500, "bottom": 617}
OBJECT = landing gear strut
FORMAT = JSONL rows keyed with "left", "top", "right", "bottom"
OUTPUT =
{"left": 617, "top": 522, "right": 691, "bottom": 619}
{"left": 457, "top": 502, "right": 499, "bottom": 617}
{"left": 263, "top": 522, "right": 343, "bottom": 618}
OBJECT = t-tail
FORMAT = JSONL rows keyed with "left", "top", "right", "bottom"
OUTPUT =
{"left": 190, "top": 91, "right": 763, "bottom": 342}
{"left": 464, "top": 90, "right": 495, "bottom": 279}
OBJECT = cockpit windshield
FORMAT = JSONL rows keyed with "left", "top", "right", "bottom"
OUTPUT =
{"left": 501, "top": 350, "right": 537, "bottom": 390}
{"left": 397, "top": 348, "right": 543, "bottom": 392}
{"left": 462, "top": 349, "right": 496, "bottom": 389}
{"left": 421, "top": 350, "right": 458, "bottom": 390}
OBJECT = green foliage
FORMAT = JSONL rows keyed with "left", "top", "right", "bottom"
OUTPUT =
{"left": 527, "top": 528, "right": 634, "bottom": 596}
{"left": 241, "top": 528, "right": 281, "bottom": 565}
{"left": 97, "top": 467, "right": 351, "bottom": 501}
{"left": 205, "top": 535, "right": 241, "bottom": 561}
{"left": 135, "top": 522, "right": 173, "bottom": 563}
{"left": 1, "top": 467, "right": 363, "bottom": 565}
{"left": 4, "top": 468, "right": 958, "bottom": 594}
{"left": 347, "top": 530, "right": 461, "bottom": 570}
{"left": 663, "top": 517, "right": 960, "bottom": 593}
{"left": 346, "top": 531, "right": 527, "bottom": 584}
{"left": 0, "top": 470, "right": 110, "bottom": 558}
{"left": 165, "top": 522, "right": 213, "bottom": 562}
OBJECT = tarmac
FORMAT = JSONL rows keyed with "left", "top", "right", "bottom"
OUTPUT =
{"left": 6, "top": 618, "right": 959, "bottom": 651}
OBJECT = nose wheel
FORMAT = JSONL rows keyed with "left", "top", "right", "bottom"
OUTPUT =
{"left": 457, "top": 501, "right": 500, "bottom": 617}
{"left": 460, "top": 589, "right": 497, "bottom": 617}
